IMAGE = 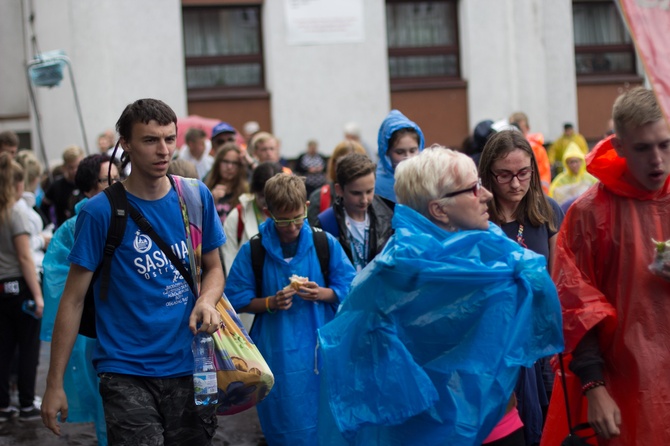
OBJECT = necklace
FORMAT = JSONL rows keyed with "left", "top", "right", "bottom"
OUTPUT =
{"left": 516, "top": 224, "right": 528, "bottom": 248}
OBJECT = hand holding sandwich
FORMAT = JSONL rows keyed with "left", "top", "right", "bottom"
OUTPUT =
{"left": 286, "top": 275, "right": 337, "bottom": 304}
{"left": 271, "top": 286, "right": 295, "bottom": 311}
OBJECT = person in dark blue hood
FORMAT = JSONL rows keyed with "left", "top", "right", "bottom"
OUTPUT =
{"left": 375, "top": 110, "right": 424, "bottom": 208}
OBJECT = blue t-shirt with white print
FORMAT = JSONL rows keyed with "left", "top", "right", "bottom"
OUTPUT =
{"left": 68, "top": 181, "right": 224, "bottom": 377}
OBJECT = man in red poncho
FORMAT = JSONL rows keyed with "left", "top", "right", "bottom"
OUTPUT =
{"left": 542, "top": 87, "right": 670, "bottom": 445}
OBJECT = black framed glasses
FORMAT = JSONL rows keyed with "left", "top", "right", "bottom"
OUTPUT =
{"left": 442, "top": 178, "right": 482, "bottom": 198}
{"left": 492, "top": 169, "right": 533, "bottom": 184}
{"left": 270, "top": 208, "right": 307, "bottom": 227}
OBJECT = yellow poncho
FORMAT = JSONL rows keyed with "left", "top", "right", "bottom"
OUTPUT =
{"left": 548, "top": 143, "right": 597, "bottom": 207}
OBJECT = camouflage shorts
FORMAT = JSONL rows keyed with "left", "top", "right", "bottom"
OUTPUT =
{"left": 99, "top": 373, "right": 217, "bottom": 446}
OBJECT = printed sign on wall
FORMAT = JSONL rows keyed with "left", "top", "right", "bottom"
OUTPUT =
{"left": 285, "top": 0, "right": 365, "bottom": 46}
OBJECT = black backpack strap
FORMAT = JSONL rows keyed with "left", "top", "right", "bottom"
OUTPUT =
{"left": 99, "top": 181, "right": 129, "bottom": 300}
{"left": 312, "top": 227, "right": 330, "bottom": 287}
{"left": 250, "top": 234, "right": 265, "bottom": 298}
{"left": 128, "top": 205, "right": 196, "bottom": 296}
{"left": 249, "top": 229, "right": 329, "bottom": 298}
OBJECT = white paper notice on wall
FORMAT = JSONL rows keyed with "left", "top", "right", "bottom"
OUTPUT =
{"left": 285, "top": 0, "right": 365, "bottom": 46}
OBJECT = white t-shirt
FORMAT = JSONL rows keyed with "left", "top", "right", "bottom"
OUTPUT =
{"left": 179, "top": 146, "right": 214, "bottom": 180}
{"left": 344, "top": 211, "right": 370, "bottom": 272}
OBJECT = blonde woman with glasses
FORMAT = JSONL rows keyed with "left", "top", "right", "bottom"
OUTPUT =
{"left": 317, "top": 147, "right": 562, "bottom": 445}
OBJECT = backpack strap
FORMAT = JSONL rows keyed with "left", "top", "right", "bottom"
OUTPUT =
{"left": 99, "top": 181, "right": 129, "bottom": 300}
{"left": 236, "top": 203, "right": 245, "bottom": 244}
{"left": 312, "top": 227, "right": 330, "bottom": 287}
{"left": 128, "top": 205, "right": 197, "bottom": 296}
{"left": 250, "top": 233, "right": 266, "bottom": 298}
{"left": 249, "top": 228, "right": 330, "bottom": 300}
{"left": 170, "top": 174, "right": 204, "bottom": 288}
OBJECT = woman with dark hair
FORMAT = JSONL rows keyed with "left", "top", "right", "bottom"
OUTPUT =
{"left": 479, "top": 130, "right": 562, "bottom": 274}
{"left": 0, "top": 153, "right": 43, "bottom": 422}
{"left": 205, "top": 142, "right": 248, "bottom": 224}
{"left": 222, "top": 161, "right": 283, "bottom": 278}
{"left": 479, "top": 129, "right": 564, "bottom": 445}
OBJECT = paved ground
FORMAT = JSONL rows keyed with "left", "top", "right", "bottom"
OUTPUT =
{"left": 0, "top": 342, "right": 266, "bottom": 445}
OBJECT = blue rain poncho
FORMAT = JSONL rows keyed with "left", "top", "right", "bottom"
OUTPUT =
{"left": 374, "top": 110, "right": 425, "bottom": 203}
{"left": 225, "top": 219, "right": 356, "bottom": 445}
{"left": 40, "top": 199, "right": 107, "bottom": 446}
{"left": 317, "top": 205, "right": 564, "bottom": 446}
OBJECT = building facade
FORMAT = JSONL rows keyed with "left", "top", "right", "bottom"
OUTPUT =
{"left": 0, "top": 0, "right": 642, "bottom": 165}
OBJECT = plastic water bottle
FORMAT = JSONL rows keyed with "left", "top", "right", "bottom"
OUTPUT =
{"left": 192, "top": 332, "right": 218, "bottom": 405}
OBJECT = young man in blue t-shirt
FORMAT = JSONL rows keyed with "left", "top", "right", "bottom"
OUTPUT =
{"left": 41, "top": 99, "right": 225, "bottom": 445}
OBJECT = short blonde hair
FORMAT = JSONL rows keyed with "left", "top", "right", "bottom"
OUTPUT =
{"left": 327, "top": 140, "right": 367, "bottom": 182}
{"left": 15, "top": 150, "right": 43, "bottom": 192}
{"left": 264, "top": 173, "right": 306, "bottom": 214}
{"left": 395, "top": 145, "right": 476, "bottom": 218}
{"left": 613, "top": 87, "right": 663, "bottom": 137}
{"left": 167, "top": 159, "right": 198, "bottom": 179}
{"left": 62, "top": 145, "right": 85, "bottom": 164}
{"left": 508, "top": 112, "right": 529, "bottom": 128}
{"left": 249, "top": 131, "right": 276, "bottom": 156}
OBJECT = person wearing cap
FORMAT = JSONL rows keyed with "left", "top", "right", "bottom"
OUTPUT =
{"left": 210, "top": 121, "right": 238, "bottom": 154}
{"left": 467, "top": 119, "right": 495, "bottom": 166}
{"left": 547, "top": 123, "right": 589, "bottom": 175}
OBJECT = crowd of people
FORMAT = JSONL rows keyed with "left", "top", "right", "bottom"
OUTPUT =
{"left": 0, "top": 85, "right": 667, "bottom": 446}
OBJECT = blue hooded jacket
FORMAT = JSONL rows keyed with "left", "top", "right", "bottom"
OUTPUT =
{"left": 225, "top": 219, "right": 356, "bottom": 445}
{"left": 375, "top": 110, "right": 425, "bottom": 203}
{"left": 317, "top": 205, "right": 564, "bottom": 446}
{"left": 41, "top": 198, "right": 107, "bottom": 445}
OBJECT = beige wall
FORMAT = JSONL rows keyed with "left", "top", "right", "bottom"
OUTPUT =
{"left": 577, "top": 79, "right": 643, "bottom": 144}
{"left": 391, "top": 87, "right": 469, "bottom": 150}
{"left": 187, "top": 97, "right": 272, "bottom": 138}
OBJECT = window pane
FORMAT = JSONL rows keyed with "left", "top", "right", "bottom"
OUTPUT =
{"left": 386, "top": 2, "right": 456, "bottom": 48}
{"left": 575, "top": 52, "right": 634, "bottom": 74}
{"left": 183, "top": 8, "right": 260, "bottom": 57}
{"left": 573, "top": 3, "right": 631, "bottom": 45}
{"left": 186, "top": 64, "right": 261, "bottom": 88}
{"left": 389, "top": 55, "right": 458, "bottom": 78}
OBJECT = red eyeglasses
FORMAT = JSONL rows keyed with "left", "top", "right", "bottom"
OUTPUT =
{"left": 442, "top": 178, "right": 482, "bottom": 198}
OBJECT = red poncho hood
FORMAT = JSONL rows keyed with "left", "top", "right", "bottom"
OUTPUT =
{"left": 586, "top": 134, "right": 670, "bottom": 199}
